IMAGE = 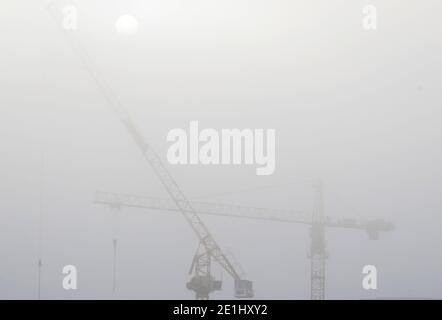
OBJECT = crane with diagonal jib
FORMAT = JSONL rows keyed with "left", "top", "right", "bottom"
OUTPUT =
{"left": 48, "top": 3, "right": 252, "bottom": 300}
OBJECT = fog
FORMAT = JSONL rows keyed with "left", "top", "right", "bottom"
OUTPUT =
{"left": 1, "top": 0, "right": 441, "bottom": 299}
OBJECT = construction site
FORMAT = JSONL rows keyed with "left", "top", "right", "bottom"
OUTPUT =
{"left": 1, "top": 1, "right": 441, "bottom": 301}
{"left": 45, "top": 3, "right": 394, "bottom": 300}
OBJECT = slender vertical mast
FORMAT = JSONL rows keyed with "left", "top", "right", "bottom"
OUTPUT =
{"left": 310, "top": 180, "right": 326, "bottom": 300}
{"left": 37, "top": 151, "right": 45, "bottom": 300}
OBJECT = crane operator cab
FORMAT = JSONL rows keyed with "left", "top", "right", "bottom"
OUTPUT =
{"left": 234, "top": 279, "right": 254, "bottom": 298}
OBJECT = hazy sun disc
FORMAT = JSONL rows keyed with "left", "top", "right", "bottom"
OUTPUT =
{"left": 116, "top": 15, "right": 139, "bottom": 35}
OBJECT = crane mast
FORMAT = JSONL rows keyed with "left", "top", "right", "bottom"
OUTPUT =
{"left": 48, "top": 3, "right": 251, "bottom": 298}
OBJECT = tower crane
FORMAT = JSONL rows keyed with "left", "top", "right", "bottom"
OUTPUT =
{"left": 94, "top": 184, "right": 394, "bottom": 299}
{"left": 48, "top": 3, "right": 253, "bottom": 299}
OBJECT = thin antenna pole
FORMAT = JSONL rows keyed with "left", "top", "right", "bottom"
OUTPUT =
{"left": 112, "top": 238, "right": 118, "bottom": 295}
{"left": 38, "top": 151, "right": 45, "bottom": 300}
{"left": 111, "top": 206, "right": 120, "bottom": 296}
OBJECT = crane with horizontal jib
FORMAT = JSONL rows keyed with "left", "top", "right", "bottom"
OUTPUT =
{"left": 94, "top": 184, "right": 394, "bottom": 299}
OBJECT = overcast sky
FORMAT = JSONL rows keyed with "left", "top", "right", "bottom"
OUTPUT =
{"left": 0, "top": 0, "right": 441, "bottom": 299}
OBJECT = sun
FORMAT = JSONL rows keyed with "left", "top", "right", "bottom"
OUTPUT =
{"left": 115, "top": 15, "right": 139, "bottom": 36}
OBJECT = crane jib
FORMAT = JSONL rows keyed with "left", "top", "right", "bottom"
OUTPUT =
{"left": 48, "top": 3, "right": 246, "bottom": 293}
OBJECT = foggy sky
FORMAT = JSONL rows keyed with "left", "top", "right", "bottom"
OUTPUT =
{"left": 1, "top": 0, "right": 441, "bottom": 299}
